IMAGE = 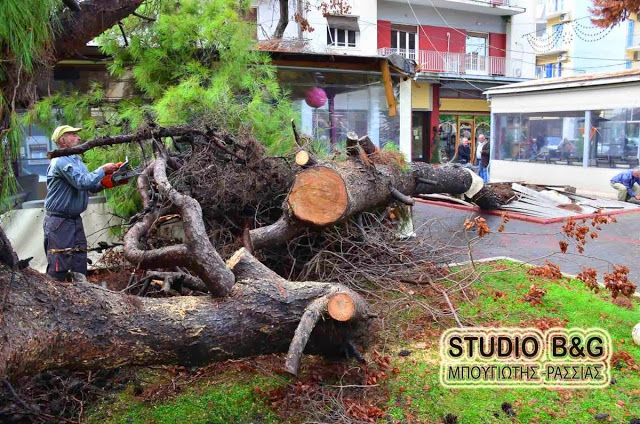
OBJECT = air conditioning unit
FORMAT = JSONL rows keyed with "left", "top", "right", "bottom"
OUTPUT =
{"left": 558, "top": 54, "right": 567, "bottom": 61}
{"left": 559, "top": 13, "right": 570, "bottom": 22}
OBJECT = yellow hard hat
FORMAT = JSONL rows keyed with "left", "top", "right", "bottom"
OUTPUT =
{"left": 51, "top": 125, "right": 82, "bottom": 143}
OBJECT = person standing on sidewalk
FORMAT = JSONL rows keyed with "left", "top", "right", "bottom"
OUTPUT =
{"left": 476, "top": 134, "right": 490, "bottom": 183}
{"left": 610, "top": 167, "right": 640, "bottom": 203}
{"left": 43, "top": 125, "right": 119, "bottom": 280}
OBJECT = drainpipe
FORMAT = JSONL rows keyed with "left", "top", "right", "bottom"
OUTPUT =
{"left": 447, "top": 32, "right": 451, "bottom": 53}
{"left": 329, "top": 93, "right": 336, "bottom": 145}
{"left": 583, "top": 110, "right": 591, "bottom": 168}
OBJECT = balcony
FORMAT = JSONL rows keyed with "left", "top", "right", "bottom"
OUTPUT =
{"left": 379, "top": 48, "right": 522, "bottom": 78}
{"left": 545, "top": 0, "right": 567, "bottom": 19}
{"left": 535, "top": 65, "right": 585, "bottom": 79}
{"left": 627, "top": 34, "right": 640, "bottom": 51}
{"left": 531, "top": 35, "right": 568, "bottom": 57}
{"left": 382, "top": 0, "right": 525, "bottom": 16}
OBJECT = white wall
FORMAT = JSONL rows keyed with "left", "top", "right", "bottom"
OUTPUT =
{"left": 507, "top": 0, "right": 538, "bottom": 79}
{"left": 491, "top": 160, "right": 626, "bottom": 198}
{"left": 1, "top": 200, "right": 124, "bottom": 273}
{"left": 377, "top": 1, "right": 506, "bottom": 33}
{"left": 254, "top": 0, "right": 379, "bottom": 55}
{"left": 490, "top": 83, "right": 640, "bottom": 113}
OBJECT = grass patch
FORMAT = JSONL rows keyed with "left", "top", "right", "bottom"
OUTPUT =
{"left": 84, "top": 261, "right": 639, "bottom": 423}
{"left": 85, "top": 370, "right": 283, "bottom": 424}
{"left": 385, "top": 261, "right": 640, "bottom": 423}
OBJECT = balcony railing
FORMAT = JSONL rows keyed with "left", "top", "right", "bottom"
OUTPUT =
{"left": 377, "top": 47, "right": 418, "bottom": 61}
{"left": 378, "top": 49, "right": 521, "bottom": 78}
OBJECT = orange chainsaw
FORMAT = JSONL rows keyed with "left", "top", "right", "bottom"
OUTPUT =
{"left": 101, "top": 157, "right": 143, "bottom": 189}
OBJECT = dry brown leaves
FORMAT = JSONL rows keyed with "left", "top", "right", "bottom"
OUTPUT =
{"left": 343, "top": 398, "right": 385, "bottom": 423}
{"left": 612, "top": 296, "right": 634, "bottom": 310}
{"left": 463, "top": 217, "right": 491, "bottom": 237}
{"left": 253, "top": 350, "right": 395, "bottom": 423}
{"left": 603, "top": 265, "right": 637, "bottom": 299}
{"left": 491, "top": 290, "right": 507, "bottom": 301}
{"left": 523, "top": 317, "right": 569, "bottom": 331}
{"left": 576, "top": 266, "right": 599, "bottom": 293}
{"left": 612, "top": 350, "right": 637, "bottom": 370}
{"left": 527, "top": 261, "right": 564, "bottom": 281}
{"left": 498, "top": 212, "right": 510, "bottom": 233}
{"left": 560, "top": 213, "right": 616, "bottom": 254}
{"left": 590, "top": 0, "right": 637, "bottom": 28}
{"left": 522, "top": 284, "right": 547, "bottom": 306}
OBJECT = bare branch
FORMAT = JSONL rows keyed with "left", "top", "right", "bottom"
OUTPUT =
{"left": 48, "top": 125, "right": 202, "bottom": 158}
{"left": 273, "top": 0, "right": 289, "bottom": 38}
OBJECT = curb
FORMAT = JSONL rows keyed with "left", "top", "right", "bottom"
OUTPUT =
{"left": 447, "top": 256, "right": 640, "bottom": 298}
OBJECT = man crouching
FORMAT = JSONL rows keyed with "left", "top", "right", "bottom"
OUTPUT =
{"left": 610, "top": 167, "right": 640, "bottom": 204}
{"left": 43, "top": 125, "right": 119, "bottom": 280}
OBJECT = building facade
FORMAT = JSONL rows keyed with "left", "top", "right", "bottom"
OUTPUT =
{"left": 253, "top": 0, "right": 534, "bottom": 162}
{"left": 531, "top": 0, "right": 628, "bottom": 79}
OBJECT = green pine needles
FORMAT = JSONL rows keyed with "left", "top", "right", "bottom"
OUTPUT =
{"left": 0, "top": 0, "right": 61, "bottom": 210}
{"left": 22, "top": 0, "right": 296, "bottom": 220}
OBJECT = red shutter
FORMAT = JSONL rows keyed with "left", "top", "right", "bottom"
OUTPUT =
{"left": 489, "top": 33, "right": 506, "bottom": 57}
{"left": 378, "top": 20, "right": 391, "bottom": 49}
{"left": 419, "top": 26, "right": 466, "bottom": 53}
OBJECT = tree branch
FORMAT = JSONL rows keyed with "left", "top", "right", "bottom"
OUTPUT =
{"left": 48, "top": 125, "right": 203, "bottom": 158}
{"left": 132, "top": 11, "right": 156, "bottom": 22}
{"left": 53, "top": 0, "right": 145, "bottom": 58}
{"left": 273, "top": 0, "right": 289, "bottom": 38}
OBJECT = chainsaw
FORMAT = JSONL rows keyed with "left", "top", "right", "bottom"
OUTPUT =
{"left": 101, "top": 156, "right": 143, "bottom": 188}
{"left": 49, "top": 241, "right": 123, "bottom": 255}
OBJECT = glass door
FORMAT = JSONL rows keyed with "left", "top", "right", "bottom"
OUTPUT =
{"left": 465, "top": 33, "right": 488, "bottom": 74}
{"left": 412, "top": 111, "right": 431, "bottom": 162}
{"left": 458, "top": 119, "right": 475, "bottom": 162}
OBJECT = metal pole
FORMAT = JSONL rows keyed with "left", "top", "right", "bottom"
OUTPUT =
{"left": 583, "top": 110, "right": 591, "bottom": 168}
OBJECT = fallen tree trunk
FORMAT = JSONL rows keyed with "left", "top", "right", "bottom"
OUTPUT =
{"left": 251, "top": 159, "right": 502, "bottom": 249}
{"left": 0, "top": 248, "right": 371, "bottom": 381}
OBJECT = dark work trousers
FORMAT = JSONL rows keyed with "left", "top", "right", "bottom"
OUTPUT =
{"left": 43, "top": 213, "right": 87, "bottom": 280}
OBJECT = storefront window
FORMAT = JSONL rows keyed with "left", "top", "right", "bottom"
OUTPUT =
{"left": 437, "top": 114, "right": 490, "bottom": 163}
{"left": 282, "top": 69, "right": 399, "bottom": 152}
{"left": 493, "top": 109, "right": 640, "bottom": 167}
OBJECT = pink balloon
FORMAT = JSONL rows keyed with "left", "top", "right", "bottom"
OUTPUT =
{"left": 305, "top": 87, "right": 327, "bottom": 108}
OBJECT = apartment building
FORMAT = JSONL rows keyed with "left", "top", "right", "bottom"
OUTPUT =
{"left": 532, "top": 0, "right": 627, "bottom": 78}
{"left": 254, "top": 0, "right": 535, "bottom": 162}
{"left": 626, "top": 13, "right": 640, "bottom": 69}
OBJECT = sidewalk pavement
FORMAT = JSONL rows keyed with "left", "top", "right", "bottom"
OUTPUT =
{"left": 412, "top": 201, "right": 640, "bottom": 293}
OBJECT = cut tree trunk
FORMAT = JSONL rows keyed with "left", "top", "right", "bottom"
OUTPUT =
{"left": 251, "top": 160, "right": 502, "bottom": 249}
{"left": 0, "top": 248, "right": 372, "bottom": 381}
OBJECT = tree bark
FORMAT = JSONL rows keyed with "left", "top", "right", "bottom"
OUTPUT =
{"left": 123, "top": 158, "right": 234, "bottom": 297}
{"left": 273, "top": 0, "right": 290, "bottom": 39}
{"left": 251, "top": 160, "right": 503, "bottom": 248}
{"left": 47, "top": 125, "right": 202, "bottom": 159}
{"left": 0, "top": 249, "right": 372, "bottom": 381}
{"left": 53, "top": 0, "right": 145, "bottom": 58}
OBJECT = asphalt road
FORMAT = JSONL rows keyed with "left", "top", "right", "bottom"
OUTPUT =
{"left": 412, "top": 201, "right": 640, "bottom": 293}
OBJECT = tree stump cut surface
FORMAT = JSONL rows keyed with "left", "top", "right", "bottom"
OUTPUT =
{"left": 288, "top": 166, "right": 349, "bottom": 226}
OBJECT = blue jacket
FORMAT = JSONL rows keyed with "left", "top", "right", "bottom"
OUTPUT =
{"left": 611, "top": 170, "right": 640, "bottom": 198}
{"left": 44, "top": 155, "right": 105, "bottom": 216}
